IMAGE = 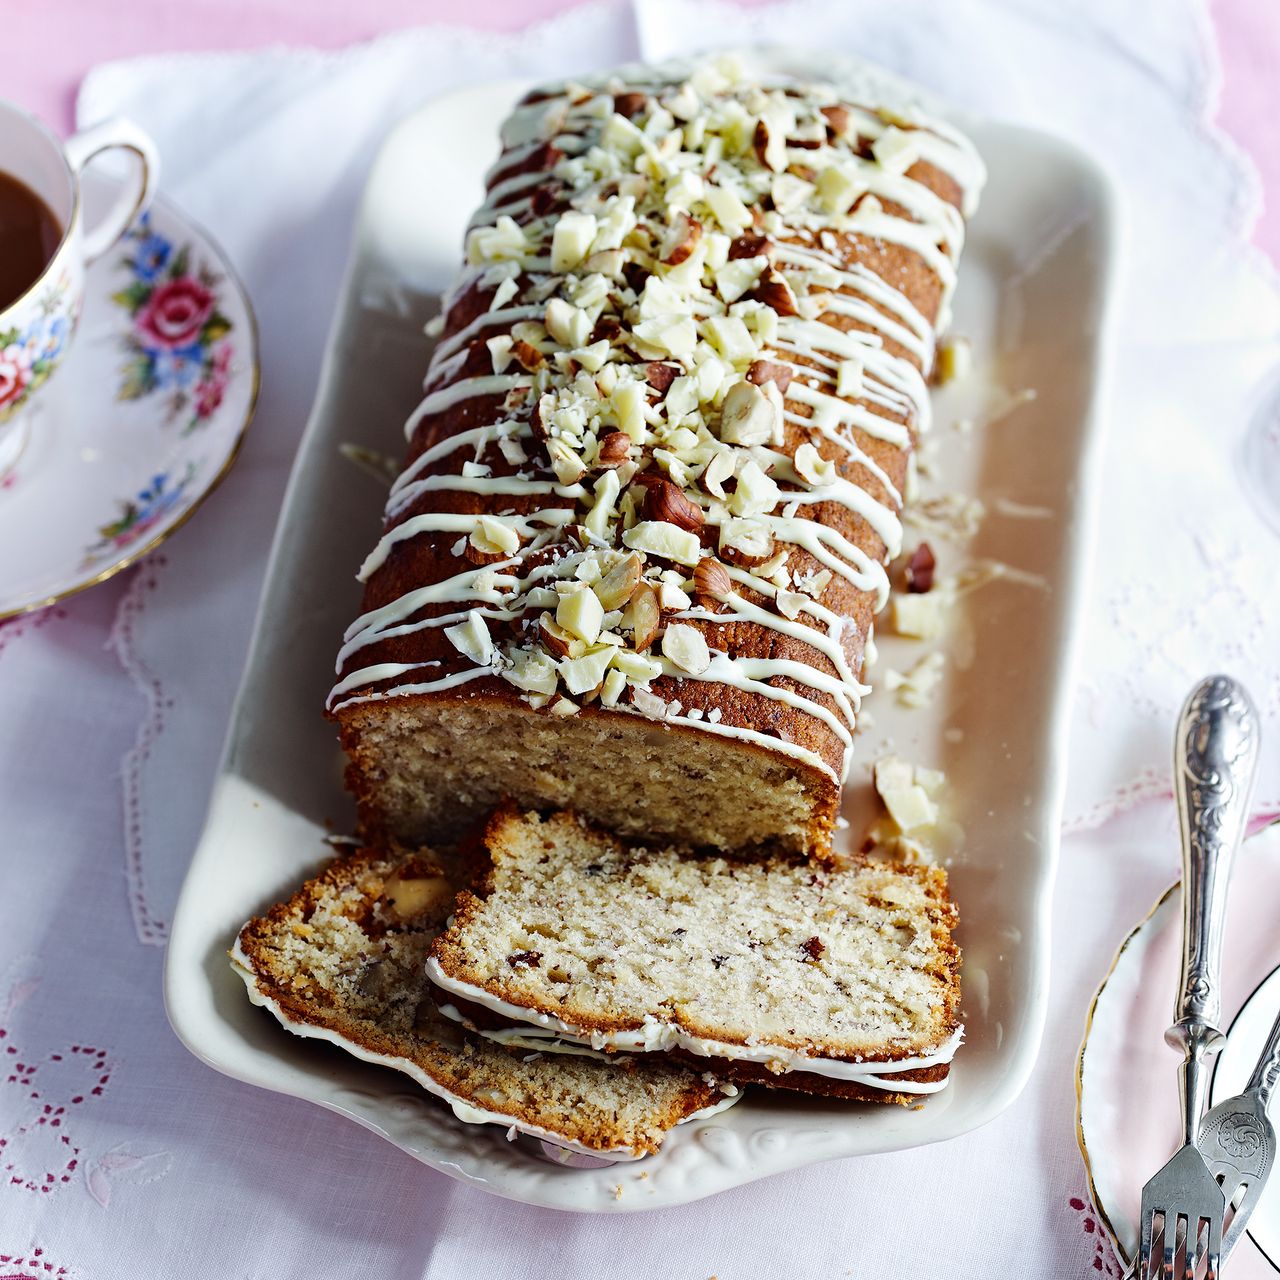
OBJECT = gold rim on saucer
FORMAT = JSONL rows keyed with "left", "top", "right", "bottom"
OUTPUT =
{"left": 1074, "top": 879, "right": 1177, "bottom": 1272}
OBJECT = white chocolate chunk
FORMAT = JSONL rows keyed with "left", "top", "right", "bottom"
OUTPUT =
{"left": 871, "top": 127, "right": 921, "bottom": 174}
{"left": 771, "top": 173, "right": 815, "bottom": 213}
{"left": 559, "top": 646, "right": 614, "bottom": 696}
{"left": 613, "top": 380, "right": 648, "bottom": 442}
{"left": 937, "top": 337, "right": 972, "bottom": 384}
{"left": 489, "top": 276, "right": 519, "bottom": 311}
{"left": 874, "top": 755, "right": 941, "bottom": 832}
{"left": 704, "top": 183, "right": 752, "bottom": 235}
{"left": 467, "top": 215, "right": 528, "bottom": 264}
{"left": 719, "top": 516, "right": 773, "bottom": 559}
{"left": 545, "top": 298, "right": 592, "bottom": 348}
{"left": 551, "top": 211, "right": 598, "bottom": 273}
{"left": 471, "top": 514, "right": 520, "bottom": 556}
{"left": 584, "top": 468, "right": 621, "bottom": 538}
{"left": 444, "top": 610, "right": 494, "bottom": 666}
{"left": 836, "top": 358, "right": 865, "bottom": 399}
{"left": 632, "top": 316, "right": 698, "bottom": 358}
{"left": 729, "top": 458, "right": 781, "bottom": 517}
{"left": 502, "top": 647, "right": 559, "bottom": 696}
{"left": 556, "top": 588, "right": 604, "bottom": 644}
{"left": 715, "top": 255, "right": 767, "bottom": 304}
{"left": 600, "top": 666, "right": 627, "bottom": 707}
{"left": 885, "top": 652, "right": 946, "bottom": 708}
{"left": 702, "top": 316, "right": 756, "bottom": 364}
{"left": 622, "top": 521, "right": 702, "bottom": 565}
{"left": 879, "top": 788, "right": 938, "bottom": 834}
{"left": 572, "top": 339, "right": 611, "bottom": 373}
{"left": 611, "top": 650, "right": 663, "bottom": 682}
{"left": 892, "top": 592, "right": 949, "bottom": 640}
{"left": 816, "top": 164, "right": 863, "bottom": 214}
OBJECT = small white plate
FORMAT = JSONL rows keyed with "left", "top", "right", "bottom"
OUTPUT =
{"left": 1078, "top": 823, "right": 1280, "bottom": 1275}
{"left": 0, "top": 171, "right": 258, "bottom": 619}
{"left": 167, "top": 51, "right": 1117, "bottom": 1211}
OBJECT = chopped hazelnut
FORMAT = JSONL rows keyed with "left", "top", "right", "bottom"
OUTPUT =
{"left": 510, "top": 340, "right": 543, "bottom": 372}
{"left": 596, "top": 431, "right": 632, "bottom": 467}
{"left": 643, "top": 474, "right": 704, "bottom": 533}
{"left": 612, "top": 91, "right": 647, "bottom": 119}
{"left": 645, "top": 362, "right": 679, "bottom": 394}
{"left": 728, "top": 231, "right": 770, "bottom": 261}
{"left": 746, "top": 359, "right": 793, "bottom": 394}
{"left": 906, "top": 542, "right": 936, "bottom": 593}
{"left": 693, "top": 557, "right": 732, "bottom": 602}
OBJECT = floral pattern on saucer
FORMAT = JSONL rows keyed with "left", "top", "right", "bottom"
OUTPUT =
{"left": 0, "top": 269, "right": 76, "bottom": 422}
{"left": 0, "top": 170, "right": 257, "bottom": 621}
{"left": 111, "top": 216, "right": 235, "bottom": 435}
{"left": 83, "top": 463, "right": 200, "bottom": 566}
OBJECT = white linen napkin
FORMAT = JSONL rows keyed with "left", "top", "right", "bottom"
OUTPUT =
{"left": 0, "top": 2, "right": 1272, "bottom": 1275}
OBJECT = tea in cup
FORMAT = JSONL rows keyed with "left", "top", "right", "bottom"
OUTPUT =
{"left": 0, "top": 102, "right": 158, "bottom": 473}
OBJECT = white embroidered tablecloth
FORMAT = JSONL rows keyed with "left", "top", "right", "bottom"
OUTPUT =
{"left": 3, "top": 1, "right": 1278, "bottom": 1275}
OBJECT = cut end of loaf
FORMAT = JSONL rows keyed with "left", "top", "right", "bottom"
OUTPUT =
{"left": 338, "top": 694, "right": 839, "bottom": 858}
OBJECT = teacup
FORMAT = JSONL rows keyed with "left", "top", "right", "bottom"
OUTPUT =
{"left": 0, "top": 101, "right": 159, "bottom": 474}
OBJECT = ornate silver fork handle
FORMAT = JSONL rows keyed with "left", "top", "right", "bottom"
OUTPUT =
{"left": 1166, "top": 675, "right": 1261, "bottom": 1146}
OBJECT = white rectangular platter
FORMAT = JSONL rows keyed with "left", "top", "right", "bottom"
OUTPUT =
{"left": 165, "top": 49, "right": 1116, "bottom": 1212}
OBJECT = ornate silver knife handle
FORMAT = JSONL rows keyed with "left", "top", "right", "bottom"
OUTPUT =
{"left": 1166, "top": 675, "right": 1261, "bottom": 1143}
{"left": 1246, "top": 1000, "right": 1280, "bottom": 1108}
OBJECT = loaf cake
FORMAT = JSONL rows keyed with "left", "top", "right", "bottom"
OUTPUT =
{"left": 328, "top": 56, "right": 985, "bottom": 860}
{"left": 426, "top": 808, "right": 963, "bottom": 1103}
{"left": 231, "top": 840, "right": 739, "bottom": 1157}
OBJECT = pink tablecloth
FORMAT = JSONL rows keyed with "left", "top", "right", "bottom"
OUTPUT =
{"left": 8, "top": 0, "right": 1280, "bottom": 262}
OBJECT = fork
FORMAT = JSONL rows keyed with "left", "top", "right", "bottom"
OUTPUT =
{"left": 1197, "top": 985, "right": 1280, "bottom": 1260}
{"left": 1133, "top": 676, "right": 1260, "bottom": 1278}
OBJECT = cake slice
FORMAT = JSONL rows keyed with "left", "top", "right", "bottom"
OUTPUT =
{"left": 427, "top": 808, "right": 962, "bottom": 1103}
{"left": 232, "top": 841, "right": 738, "bottom": 1159}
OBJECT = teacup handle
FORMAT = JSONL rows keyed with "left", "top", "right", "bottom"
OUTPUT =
{"left": 63, "top": 118, "right": 159, "bottom": 264}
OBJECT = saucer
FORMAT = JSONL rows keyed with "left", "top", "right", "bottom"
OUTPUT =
{"left": 1078, "top": 822, "right": 1280, "bottom": 1275}
{"left": 0, "top": 169, "right": 258, "bottom": 619}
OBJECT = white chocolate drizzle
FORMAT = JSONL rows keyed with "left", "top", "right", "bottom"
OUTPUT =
{"left": 427, "top": 960, "right": 963, "bottom": 1095}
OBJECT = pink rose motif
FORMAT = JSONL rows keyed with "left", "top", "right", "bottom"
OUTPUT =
{"left": 193, "top": 380, "right": 223, "bottom": 419}
{"left": 0, "top": 345, "right": 32, "bottom": 410}
{"left": 193, "top": 344, "right": 233, "bottom": 420}
{"left": 134, "top": 277, "right": 215, "bottom": 351}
